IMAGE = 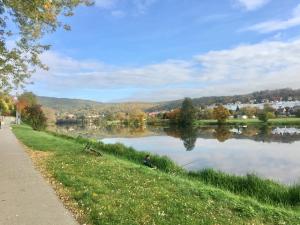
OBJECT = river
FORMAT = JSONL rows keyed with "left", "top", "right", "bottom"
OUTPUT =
{"left": 51, "top": 124, "right": 300, "bottom": 184}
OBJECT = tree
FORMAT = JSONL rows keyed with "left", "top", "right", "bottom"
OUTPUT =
{"left": 18, "top": 92, "right": 37, "bottom": 106}
{"left": 25, "top": 104, "right": 47, "bottom": 130}
{"left": 17, "top": 92, "right": 38, "bottom": 120}
{"left": 198, "top": 108, "right": 214, "bottom": 120}
{"left": 263, "top": 104, "right": 275, "bottom": 113}
{"left": 128, "top": 109, "right": 146, "bottom": 126}
{"left": 240, "top": 106, "right": 259, "bottom": 117}
{"left": 258, "top": 105, "right": 276, "bottom": 122}
{"left": 0, "top": 93, "right": 14, "bottom": 115}
{"left": 213, "top": 105, "right": 231, "bottom": 124}
{"left": 165, "top": 108, "right": 181, "bottom": 124}
{"left": 0, "top": 0, "right": 92, "bottom": 91}
{"left": 257, "top": 112, "right": 268, "bottom": 122}
{"left": 115, "top": 112, "right": 127, "bottom": 122}
{"left": 0, "top": 99, "right": 9, "bottom": 115}
{"left": 180, "top": 97, "right": 196, "bottom": 126}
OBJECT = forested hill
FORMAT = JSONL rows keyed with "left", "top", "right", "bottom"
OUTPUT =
{"left": 37, "top": 96, "right": 103, "bottom": 111}
{"left": 147, "top": 89, "right": 300, "bottom": 112}
{"left": 37, "top": 96, "right": 158, "bottom": 114}
{"left": 38, "top": 89, "right": 300, "bottom": 114}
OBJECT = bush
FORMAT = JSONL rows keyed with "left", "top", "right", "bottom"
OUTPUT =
{"left": 25, "top": 104, "right": 47, "bottom": 131}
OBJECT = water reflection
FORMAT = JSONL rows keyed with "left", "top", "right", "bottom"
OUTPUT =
{"left": 52, "top": 124, "right": 300, "bottom": 184}
{"left": 213, "top": 126, "right": 232, "bottom": 142}
{"left": 51, "top": 124, "right": 300, "bottom": 147}
{"left": 165, "top": 126, "right": 198, "bottom": 151}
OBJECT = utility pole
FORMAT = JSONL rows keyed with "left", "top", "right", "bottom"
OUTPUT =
{"left": 14, "top": 95, "right": 21, "bottom": 125}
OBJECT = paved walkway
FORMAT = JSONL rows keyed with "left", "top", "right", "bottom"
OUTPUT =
{"left": 0, "top": 125, "right": 79, "bottom": 225}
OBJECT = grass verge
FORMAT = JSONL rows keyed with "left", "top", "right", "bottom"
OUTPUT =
{"left": 13, "top": 125, "right": 300, "bottom": 225}
{"left": 47, "top": 129, "right": 300, "bottom": 208}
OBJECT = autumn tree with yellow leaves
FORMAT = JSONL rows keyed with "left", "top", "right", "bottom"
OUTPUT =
{"left": 0, "top": 0, "right": 92, "bottom": 91}
{"left": 213, "top": 105, "right": 231, "bottom": 124}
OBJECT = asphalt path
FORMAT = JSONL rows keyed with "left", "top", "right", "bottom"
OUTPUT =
{"left": 0, "top": 125, "right": 78, "bottom": 225}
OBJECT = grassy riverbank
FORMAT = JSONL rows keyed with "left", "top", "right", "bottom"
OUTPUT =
{"left": 195, "top": 117, "right": 300, "bottom": 126}
{"left": 13, "top": 125, "right": 300, "bottom": 224}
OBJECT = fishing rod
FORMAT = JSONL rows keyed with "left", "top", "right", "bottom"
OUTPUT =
{"left": 181, "top": 158, "right": 203, "bottom": 168}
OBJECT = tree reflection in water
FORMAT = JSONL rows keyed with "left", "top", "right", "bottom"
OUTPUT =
{"left": 213, "top": 126, "right": 232, "bottom": 142}
{"left": 258, "top": 125, "right": 272, "bottom": 142}
{"left": 165, "top": 126, "right": 198, "bottom": 151}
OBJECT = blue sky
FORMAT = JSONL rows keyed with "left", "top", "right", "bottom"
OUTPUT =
{"left": 28, "top": 0, "right": 300, "bottom": 102}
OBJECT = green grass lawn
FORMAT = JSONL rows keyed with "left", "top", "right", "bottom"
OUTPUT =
{"left": 195, "top": 117, "right": 300, "bottom": 126}
{"left": 13, "top": 125, "right": 300, "bottom": 225}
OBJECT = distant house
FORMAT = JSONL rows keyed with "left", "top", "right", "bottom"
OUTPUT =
{"left": 87, "top": 115, "right": 100, "bottom": 119}
{"left": 276, "top": 107, "right": 286, "bottom": 116}
{"left": 236, "top": 115, "right": 248, "bottom": 119}
{"left": 66, "top": 114, "right": 76, "bottom": 119}
{"left": 292, "top": 106, "right": 300, "bottom": 115}
{"left": 293, "top": 106, "right": 300, "bottom": 111}
{"left": 262, "top": 99, "right": 269, "bottom": 103}
{"left": 241, "top": 115, "right": 248, "bottom": 120}
{"left": 148, "top": 112, "right": 158, "bottom": 117}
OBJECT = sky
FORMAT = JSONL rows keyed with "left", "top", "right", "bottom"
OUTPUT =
{"left": 27, "top": 0, "right": 300, "bottom": 102}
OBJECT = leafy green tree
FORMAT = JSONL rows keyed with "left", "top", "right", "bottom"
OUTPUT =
{"left": 0, "top": 0, "right": 92, "bottom": 91}
{"left": 258, "top": 112, "right": 268, "bottom": 122}
{"left": 25, "top": 104, "right": 47, "bottom": 130}
{"left": 18, "top": 92, "right": 37, "bottom": 106}
{"left": 263, "top": 104, "right": 275, "bottom": 113}
{"left": 180, "top": 97, "right": 196, "bottom": 126}
{"left": 258, "top": 105, "right": 276, "bottom": 122}
{"left": 213, "top": 105, "right": 231, "bottom": 124}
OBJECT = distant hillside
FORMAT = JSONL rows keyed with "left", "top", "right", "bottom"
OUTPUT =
{"left": 147, "top": 88, "right": 300, "bottom": 112}
{"left": 37, "top": 96, "right": 158, "bottom": 114}
{"left": 38, "top": 88, "right": 300, "bottom": 114}
{"left": 37, "top": 96, "right": 104, "bottom": 112}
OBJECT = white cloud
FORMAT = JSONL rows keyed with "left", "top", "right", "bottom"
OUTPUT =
{"left": 235, "top": 0, "right": 270, "bottom": 11}
{"left": 94, "top": 0, "right": 117, "bottom": 9}
{"left": 132, "top": 0, "right": 157, "bottom": 14}
{"left": 34, "top": 52, "right": 195, "bottom": 90}
{"left": 111, "top": 10, "right": 126, "bottom": 17}
{"left": 93, "top": 0, "right": 156, "bottom": 15}
{"left": 31, "top": 39, "right": 300, "bottom": 101}
{"left": 246, "top": 4, "right": 300, "bottom": 33}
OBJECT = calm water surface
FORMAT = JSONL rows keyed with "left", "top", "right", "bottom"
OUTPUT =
{"left": 53, "top": 124, "right": 300, "bottom": 184}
